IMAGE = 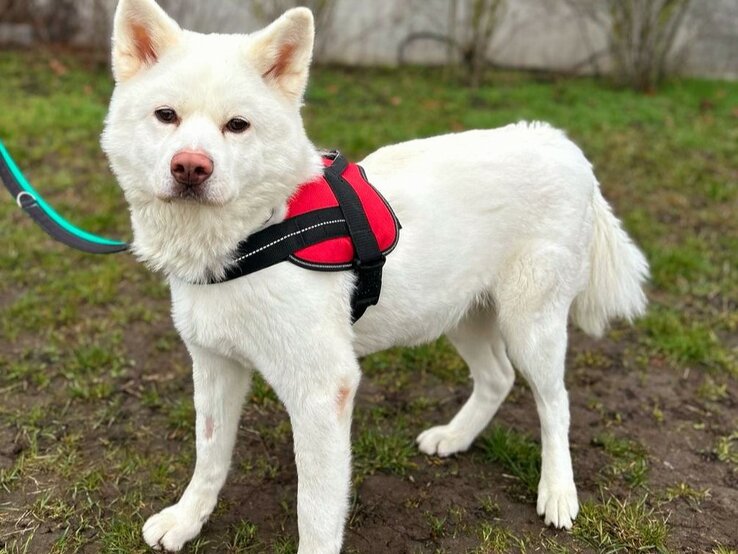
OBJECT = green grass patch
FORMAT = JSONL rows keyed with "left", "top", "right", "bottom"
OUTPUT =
{"left": 572, "top": 494, "right": 669, "bottom": 553}
{"left": 648, "top": 235, "right": 715, "bottom": 292}
{"left": 664, "top": 482, "right": 710, "bottom": 506}
{"left": 362, "top": 338, "right": 468, "bottom": 388}
{"left": 639, "top": 307, "right": 737, "bottom": 374}
{"left": 712, "top": 431, "right": 738, "bottom": 466}
{"left": 473, "top": 522, "right": 528, "bottom": 553}
{"left": 225, "top": 520, "right": 259, "bottom": 551}
{"left": 592, "top": 432, "right": 649, "bottom": 488}
{"left": 99, "top": 516, "right": 148, "bottom": 554}
{"left": 353, "top": 427, "right": 417, "bottom": 479}
{"left": 249, "top": 373, "right": 281, "bottom": 407}
{"left": 479, "top": 426, "right": 541, "bottom": 499}
{"left": 697, "top": 376, "right": 730, "bottom": 402}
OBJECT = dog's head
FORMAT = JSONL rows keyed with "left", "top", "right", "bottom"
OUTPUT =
{"left": 102, "top": 0, "right": 319, "bottom": 210}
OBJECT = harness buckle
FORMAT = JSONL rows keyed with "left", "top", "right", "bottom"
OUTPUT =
{"left": 354, "top": 255, "right": 386, "bottom": 273}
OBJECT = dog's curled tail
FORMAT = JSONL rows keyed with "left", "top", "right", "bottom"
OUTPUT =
{"left": 571, "top": 188, "right": 649, "bottom": 338}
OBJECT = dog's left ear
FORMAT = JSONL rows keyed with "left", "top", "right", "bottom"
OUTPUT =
{"left": 247, "top": 8, "right": 315, "bottom": 104}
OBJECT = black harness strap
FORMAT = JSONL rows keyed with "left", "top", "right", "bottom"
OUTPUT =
{"left": 324, "top": 155, "right": 386, "bottom": 322}
{"left": 215, "top": 206, "right": 348, "bottom": 281}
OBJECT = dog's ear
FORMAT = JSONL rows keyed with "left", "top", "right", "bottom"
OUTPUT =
{"left": 111, "top": 0, "right": 181, "bottom": 82}
{"left": 247, "top": 8, "right": 315, "bottom": 104}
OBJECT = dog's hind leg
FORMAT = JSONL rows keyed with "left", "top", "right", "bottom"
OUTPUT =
{"left": 143, "top": 346, "right": 252, "bottom": 552}
{"left": 494, "top": 244, "right": 580, "bottom": 529}
{"left": 417, "top": 308, "right": 515, "bottom": 457}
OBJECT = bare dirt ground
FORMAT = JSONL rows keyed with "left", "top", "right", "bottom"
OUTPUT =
{"left": 4, "top": 308, "right": 736, "bottom": 553}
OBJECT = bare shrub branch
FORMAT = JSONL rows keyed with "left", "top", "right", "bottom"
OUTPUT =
{"left": 399, "top": 0, "right": 506, "bottom": 87}
{"left": 564, "top": 0, "right": 693, "bottom": 91}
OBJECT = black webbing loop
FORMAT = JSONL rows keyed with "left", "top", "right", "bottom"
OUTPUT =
{"left": 324, "top": 153, "right": 386, "bottom": 322}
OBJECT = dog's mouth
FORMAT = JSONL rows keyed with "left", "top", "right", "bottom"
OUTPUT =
{"left": 173, "top": 184, "right": 207, "bottom": 201}
{"left": 156, "top": 184, "right": 225, "bottom": 206}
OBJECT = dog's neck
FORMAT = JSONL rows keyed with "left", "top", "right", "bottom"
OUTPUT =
{"left": 129, "top": 197, "right": 271, "bottom": 284}
{"left": 128, "top": 152, "right": 323, "bottom": 284}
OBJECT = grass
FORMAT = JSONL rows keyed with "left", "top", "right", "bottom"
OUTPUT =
{"left": 592, "top": 432, "right": 649, "bottom": 488}
{"left": 353, "top": 426, "right": 417, "bottom": 480}
{"left": 712, "top": 431, "right": 738, "bottom": 466}
{"left": 664, "top": 482, "right": 709, "bottom": 506}
{"left": 478, "top": 426, "right": 541, "bottom": 499}
{"left": 0, "top": 49, "right": 736, "bottom": 552}
{"left": 640, "top": 307, "right": 737, "bottom": 374}
{"left": 573, "top": 494, "right": 669, "bottom": 553}
{"left": 474, "top": 522, "right": 528, "bottom": 553}
{"left": 697, "top": 376, "right": 730, "bottom": 402}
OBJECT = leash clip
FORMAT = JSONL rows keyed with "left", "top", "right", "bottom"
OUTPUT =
{"left": 16, "top": 190, "right": 36, "bottom": 209}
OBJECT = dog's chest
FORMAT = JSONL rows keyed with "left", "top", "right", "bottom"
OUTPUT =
{"left": 168, "top": 267, "right": 338, "bottom": 366}
{"left": 169, "top": 280, "right": 263, "bottom": 361}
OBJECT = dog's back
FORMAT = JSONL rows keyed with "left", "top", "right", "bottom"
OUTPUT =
{"left": 353, "top": 122, "right": 647, "bottom": 353}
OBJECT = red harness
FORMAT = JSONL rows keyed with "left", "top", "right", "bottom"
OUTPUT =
{"left": 211, "top": 152, "right": 400, "bottom": 322}
{"left": 286, "top": 155, "right": 399, "bottom": 269}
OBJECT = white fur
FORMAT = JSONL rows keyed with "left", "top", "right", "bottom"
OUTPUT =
{"left": 102, "top": 1, "right": 649, "bottom": 552}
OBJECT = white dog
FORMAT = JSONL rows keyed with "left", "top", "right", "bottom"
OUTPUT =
{"left": 101, "top": 0, "right": 649, "bottom": 551}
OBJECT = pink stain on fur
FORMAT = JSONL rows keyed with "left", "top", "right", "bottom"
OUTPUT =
{"left": 336, "top": 386, "right": 351, "bottom": 416}
{"left": 205, "top": 416, "right": 214, "bottom": 440}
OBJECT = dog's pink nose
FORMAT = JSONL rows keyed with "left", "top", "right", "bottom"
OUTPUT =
{"left": 170, "top": 151, "right": 214, "bottom": 187}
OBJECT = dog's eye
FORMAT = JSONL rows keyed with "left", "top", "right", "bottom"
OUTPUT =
{"left": 225, "top": 118, "right": 250, "bottom": 134}
{"left": 154, "top": 108, "right": 178, "bottom": 125}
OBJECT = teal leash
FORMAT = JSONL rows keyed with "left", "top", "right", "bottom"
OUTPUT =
{"left": 0, "top": 141, "right": 128, "bottom": 254}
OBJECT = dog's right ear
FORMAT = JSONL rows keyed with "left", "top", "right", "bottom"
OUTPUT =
{"left": 111, "top": 0, "right": 181, "bottom": 82}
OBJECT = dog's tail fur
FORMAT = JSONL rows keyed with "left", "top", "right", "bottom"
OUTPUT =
{"left": 571, "top": 188, "right": 649, "bottom": 338}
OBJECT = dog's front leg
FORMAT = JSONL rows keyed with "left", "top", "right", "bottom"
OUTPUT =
{"left": 143, "top": 345, "right": 252, "bottom": 552}
{"left": 266, "top": 344, "right": 360, "bottom": 554}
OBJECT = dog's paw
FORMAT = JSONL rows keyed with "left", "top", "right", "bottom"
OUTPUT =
{"left": 536, "top": 479, "right": 579, "bottom": 530}
{"left": 416, "top": 425, "right": 473, "bottom": 457}
{"left": 143, "top": 504, "right": 204, "bottom": 552}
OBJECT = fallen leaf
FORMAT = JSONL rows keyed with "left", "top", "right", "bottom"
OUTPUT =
{"left": 49, "top": 58, "right": 68, "bottom": 76}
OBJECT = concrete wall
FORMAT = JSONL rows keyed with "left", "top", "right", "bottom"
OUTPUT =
{"left": 2, "top": 0, "right": 736, "bottom": 79}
